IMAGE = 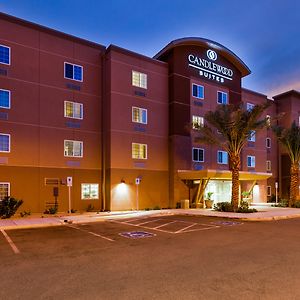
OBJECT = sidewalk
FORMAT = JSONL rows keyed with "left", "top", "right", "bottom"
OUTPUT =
{"left": 1, "top": 205, "right": 300, "bottom": 230}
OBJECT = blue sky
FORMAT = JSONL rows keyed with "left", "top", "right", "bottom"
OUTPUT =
{"left": 1, "top": 0, "right": 300, "bottom": 97}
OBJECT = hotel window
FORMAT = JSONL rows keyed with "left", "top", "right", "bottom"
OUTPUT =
{"left": 0, "top": 45, "right": 10, "bottom": 65}
{"left": 248, "top": 130, "right": 256, "bottom": 142}
{"left": 81, "top": 183, "right": 99, "bottom": 200}
{"left": 0, "top": 133, "right": 10, "bottom": 152}
{"left": 192, "top": 148, "right": 204, "bottom": 162}
{"left": 247, "top": 103, "right": 255, "bottom": 111}
{"left": 0, "top": 182, "right": 10, "bottom": 200}
{"left": 64, "top": 62, "right": 83, "bottom": 82}
{"left": 192, "top": 84, "right": 204, "bottom": 99}
{"left": 64, "top": 101, "right": 83, "bottom": 119}
{"left": 132, "top": 143, "right": 147, "bottom": 159}
{"left": 267, "top": 186, "right": 272, "bottom": 197}
{"left": 192, "top": 116, "right": 204, "bottom": 130}
{"left": 217, "top": 91, "right": 228, "bottom": 104}
{"left": 266, "top": 115, "right": 271, "bottom": 127}
{"left": 247, "top": 156, "right": 255, "bottom": 168}
{"left": 266, "top": 160, "right": 271, "bottom": 171}
{"left": 64, "top": 140, "right": 83, "bottom": 157}
{"left": 132, "top": 107, "right": 147, "bottom": 124}
{"left": 0, "top": 89, "right": 10, "bottom": 109}
{"left": 217, "top": 151, "right": 228, "bottom": 164}
{"left": 266, "top": 137, "right": 271, "bottom": 148}
{"left": 132, "top": 71, "right": 147, "bottom": 89}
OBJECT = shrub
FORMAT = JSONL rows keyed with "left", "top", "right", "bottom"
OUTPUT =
{"left": 86, "top": 204, "right": 94, "bottom": 212}
{"left": 144, "top": 207, "right": 150, "bottom": 211}
{"left": 153, "top": 205, "right": 161, "bottom": 210}
{"left": 20, "top": 210, "right": 31, "bottom": 217}
{"left": 44, "top": 207, "right": 58, "bottom": 214}
{"left": 293, "top": 201, "right": 300, "bottom": 208}
{"left": 214, "top": 202, "right": 234, "bottom": 212}
{"left": 237, "top": 200, "right": 257, "bottom": 213}
{"left": 0, "top": 196, "right": 23, "bottom": 219}
{"left": 272, "top": 199, "right": 288, "bottom": 207}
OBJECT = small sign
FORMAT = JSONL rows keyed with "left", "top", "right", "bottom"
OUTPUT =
{"left": 135, "top": 178, "right": 141, "bottom": 185}
{"left": 119, "top": 231, "right": 156, "bottom": 239}
{"left": 67, "top": 176, "right": 73, "bottom": 187}
{"left": 211, "top": 221, "right": 243, "bottom": 226}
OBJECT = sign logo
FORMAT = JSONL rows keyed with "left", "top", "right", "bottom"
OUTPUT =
{"left": 207, "top": 49, "right": 217, "bottom": 61}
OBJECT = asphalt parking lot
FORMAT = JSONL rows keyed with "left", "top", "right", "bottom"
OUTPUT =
{"left": 1, "top": 214, "right": 300, "bottom": 300}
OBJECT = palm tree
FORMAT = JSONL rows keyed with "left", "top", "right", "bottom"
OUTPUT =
{"left": 273, "top": 121, "right": 300, "bottom": 207}
{"left": 195, "top": 103, "right": 269, "bottom": 211}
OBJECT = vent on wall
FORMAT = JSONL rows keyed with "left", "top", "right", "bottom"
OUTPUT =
{"left": 44, "top": 178, "right": 60, "bottom": 185}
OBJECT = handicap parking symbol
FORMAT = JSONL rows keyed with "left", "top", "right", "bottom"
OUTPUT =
{"left": 119, "top": 231, "right": 156, "bottom": 239}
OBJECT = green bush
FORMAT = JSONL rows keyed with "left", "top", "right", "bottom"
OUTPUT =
{"left": 237, "top": 201, "right": 257, "bottom": 213}
{"left": 214, "top": 202, "right": 234, "bottom": 212}
{"left": 44, "top": 207, "right": 58, "bottom": 214}
{"left": 153, "top": 205, "right": 161, "bottom": 210}
{"left": 20, "top": 210, "right": 31, "bottom": 217}
{"left": 272, "top": 199, "right": 288, "bottom": 207}
{"left": 293, "top": 201, "right": 300, "bottom": 208}
{"left": 0, "top": 196, "right": 23, "bottom": 219}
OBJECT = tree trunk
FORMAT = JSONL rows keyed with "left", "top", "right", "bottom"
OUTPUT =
{"left": 289, "top": 162, "right": 299, "bottom": 207}
{"left": 230, "top": 154, "right": 241, "bottom": 212}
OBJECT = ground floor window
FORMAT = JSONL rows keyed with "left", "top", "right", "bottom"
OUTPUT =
{"left": 81, "top": 183, "right": 99, "bottom": 200}
{"left": 0, "top": 182, "right": 10, "bottom": 200}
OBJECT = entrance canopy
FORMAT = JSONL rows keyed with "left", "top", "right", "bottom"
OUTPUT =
{"left": 178, "top": 169, "right": 272, "bottom": 181}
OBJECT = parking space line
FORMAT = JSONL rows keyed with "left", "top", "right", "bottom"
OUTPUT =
{"left": 153, "top": 221, "right": 178, "bottom": 229}
{"left": 122, "top": 217, "right": 152, "bottom": 224}
{"left": 1, "top": 229, "right": 20, "bottom": 254}
{"left": 67, "top": 225, "right": 115, "bottom": 242}
{"left": 136, "top": 219, "right": 163, "bottom": 226}
{"left": 182, "top": 225, "right": 220, "bottom": 233}
{"left": 175, "top": 223, "right": 197, "bottom": 233}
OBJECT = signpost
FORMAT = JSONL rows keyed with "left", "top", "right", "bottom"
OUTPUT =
{"left": 67, "top": 176, "right": 72, "bottom": 214}
{"left": 135, "top": 177, "right": 141, "bottom": 211}
{"left": 275, "top": 182, "right": 278, "bottom": 205}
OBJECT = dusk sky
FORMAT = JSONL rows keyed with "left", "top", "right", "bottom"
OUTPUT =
{"left": 1, "top": 0, "right": 299, "bottom": 97}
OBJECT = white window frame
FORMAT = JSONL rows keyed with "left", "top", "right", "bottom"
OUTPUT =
{"left": 267, "top": 186, "right": 272, "bottom": 197}
{"left": 64, "top": 140, "right": 83, "bottom": 157}
{"left": 192, "top": 147, "right": 204, "bottom": 162}
{"left": 217, "top": 91, "right": 228, "bottom": 104}
{"left": 0, "top": 133, "right": 10, "bottom": 153}
{"left": 217, "top": 150, "right": 228, "bottom": 164}
{"left": 0, "top": 182, "right": 10, "bottom": 200}
{"left": 266, "top": 160, "right": 271, "bottom": 171}
{"left": 64, "top": 62, "right": 83, "bottom": 82}
{"left": 247, "top": 155, "right": 255, "bottom": 168}
{"left": 248, "top": 130, "right": 256, "bottom": 142}
{"left": 132, "top": 107, "right": 147, "bottom": 124}
{"left": 0, "top": 44, "right": 10, "bottom": 65}
{"left": 132, "top": 71, "right": 147, "bottom": 89}
{"left": 81, "top": 183, "right": 99, "bottom": 200}
{"left": 192, "top": 83, "right": 204, "bottom": 99}
{"left": 266, "top": 137, "right": 271, "bottom": 148}
{"left": 0, "top": 89, "right": 11, "bottom": 109}
{"left": 192, "top": 115, "right": 204, "bottom": 130}
{"left": 247, "top": 102, "right": 255, "bottom": 111}
{"left": 64, "top": 101, "right": 83, "bottom": 120}
{"left": 132, "top": 143, "right": 147, "bottom": 160}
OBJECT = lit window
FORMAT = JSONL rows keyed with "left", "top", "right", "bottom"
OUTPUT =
{"left": 247, "top": 103, "right": 254, "bottom": 111}
{"left": 192, "top": 148, "right": 204, "bottom": 162}
{"left": 132, "top": 143, "right": 147, "bottom": 159}
{"left": 64, "top": 101, "right": 83, "bottom": 119}
{"left": 192, "top": 116, "right": 204, "bottom": 130}
{"left": 81, "top": 183, "right": 99, "bottom": 200}
{"left": 267, "top": 186, "right": 271, "bottom": 196}
{"left": 64, "top": 62, "right": 83, "bottom": 82}
{"left": 266, "top": 138, "right": 271, "bottom": 148}
{"left": 0, "top": 89, "right": 10, "bottom": 109}
{"left": 0, "top": 133, "right": 10, "bottom": 152}
{"left": 217, "top": 151, "right": 228, "bottom": 164}
{"left": 132, "top": 71, "right": 147, "bottom": 89}
{"left": 64, "top": 140, "right": 83, "bottom": 157}
{"left": 266, "top": 160, "right": 271, "bottom": 171}
{"left": 217, "top": 91, "right": 228, "bottom": 104}
{"left": 132, "top": 107, "right": 147, "bottom": 124}
{"left": 248, "top": 130, "right": 256, "bottom": 142}
{"left": 266, "top": 115, "right": 271, "bottom": 127}
{"left": 0, "top": 45, "right": 10, "bottom": 65}
{"left": 192, "top": 84, "right": 204, "bottom": 99}
{"left": 0, "top": 182, "right": 10, "bottom": 200}
{"left": 247, "top": 156, "right": 255, "bottom": 168}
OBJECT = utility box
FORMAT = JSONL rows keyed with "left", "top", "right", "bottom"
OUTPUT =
{"left": 180, "top": 199, "right": 190, "bottom": 209}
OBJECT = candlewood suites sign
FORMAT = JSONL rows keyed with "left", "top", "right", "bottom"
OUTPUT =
{"left": 188, "top": 49, "right": 234, "bottom": 83}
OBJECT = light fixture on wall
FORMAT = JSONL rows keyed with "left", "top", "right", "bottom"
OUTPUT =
{"left": 120, "top": 179, "right": 125, "bottom": 184}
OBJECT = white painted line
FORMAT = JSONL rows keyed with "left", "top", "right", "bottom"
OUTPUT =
{"left": 175, "top": 223, "right": 197, "bottom": 233}
{"left": 122, "top": 217, "right": 151, "bottom": 224}
{"left": 153, "top": 221, "right": 178, "bottom": 229}
{"left": 67, "top": 225, "right": 114, "bottom": 242}
{"left": 1, "top": 229, "right": 20, "bottom": 254}
{"left": 183, "top": 226, "right": 220, "bottom": 233}
{"left": 136, "top": 219, "right": 163, "bottom": 226}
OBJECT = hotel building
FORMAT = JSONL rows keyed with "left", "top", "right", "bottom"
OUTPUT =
{"left": 0, "top": 12, "right": 297, "bottom": 212}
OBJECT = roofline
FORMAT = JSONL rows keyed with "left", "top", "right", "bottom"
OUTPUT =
{"left": 106, "top": 44, "right": 168, "bottom": 67}
{"left": 153, "top": 37, "right": 251, "bottom": 77}
{"left": 0, "top": 12, "right": 106, "bottom": 51}
{"left": 242, "top": 87, "right": 268, "bottom": 98}
{"left": 273, "top": 89, "right": 300, "bottom": 99}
